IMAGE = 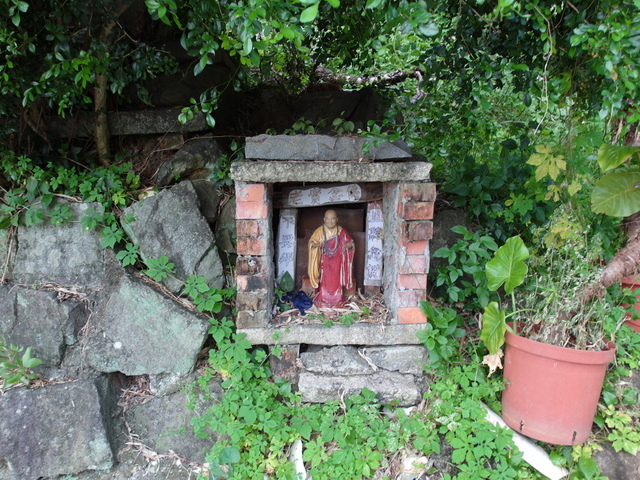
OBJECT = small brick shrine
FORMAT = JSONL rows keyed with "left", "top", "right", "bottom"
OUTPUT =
{"left": 231, "top": 135, "right": 435, "bottom": 349}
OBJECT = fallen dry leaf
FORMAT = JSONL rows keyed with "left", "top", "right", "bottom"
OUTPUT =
{"left": 482, "top": 350, "right": 504, "bottom": 376}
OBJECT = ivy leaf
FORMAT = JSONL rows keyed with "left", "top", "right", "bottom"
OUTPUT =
{"left": 597, "top": 144, "right": 640, "bottom": 172}
{"left": 300, "top": 3, "right": 319, "bottom": 23}
{"left": 485, "top": 236, "right": 529, "bottom": 294}
{"left": 591, "top": 171, "right": 640, "bottom": 217}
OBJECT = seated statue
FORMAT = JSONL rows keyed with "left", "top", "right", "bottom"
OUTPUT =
{"left": 307, "top": 209, "right": 355, "bottom": 307}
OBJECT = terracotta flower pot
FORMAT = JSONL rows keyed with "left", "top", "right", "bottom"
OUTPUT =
{"left": 621, "top": 275, "right": 640, "bottom": 333}
{"left": 501, "top": 330, "right": 616, "bottom": 445}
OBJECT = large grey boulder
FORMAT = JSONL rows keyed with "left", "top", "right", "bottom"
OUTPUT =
{"left": 0, "top": 285, "right": 88, "bottom": 366}
{"left": 214, "top": 193, "right": 236, "bottom": 259}
{"left": 298, "top": 370, "right": 422, "bottom": 406}
{"left": 190, "top": 179, "right": 223, "bottom": 224}
{"left": 12, "top": 201, "right": 116, "bottom": 288}
{"left": 0, "top": 377, "right": 119, "bottom": 480}
{"left": 156, "top": 138, "right": 225, "bottom": 186}
{"left": 85, "top": 274, "right": 209, "bottom": 376}
{"left": 594, "top": 443, "right": 640, "bottom": 480}
{"left": 126, "top": 377, "right": 223, "bottom": 463}
{"left": 122, "top": 181, "right": 224, "bottom": 293}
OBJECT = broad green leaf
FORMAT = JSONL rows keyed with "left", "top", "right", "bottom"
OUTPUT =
{"left": 578, "top": 457, "right": 599, "bottom": 479}
{"left": 597, "top": 144, "right": 640, "bottom": 172}
{"left": 591, "top": 171, "right": 640, "bottom": 217}
{"left": 300, "top": 3, "right": 319, "bottom": 23}
{"left": 480, "top": 302, "right": 506, "bottom": 355}
{"left": 218, "top": 446, "right": 241, "bottom": 464}
{"left": 365, "top": 0, "right": 383, "bottom": 8}
{"left": 485, "top": 236, "right": 529, "bottom": 294}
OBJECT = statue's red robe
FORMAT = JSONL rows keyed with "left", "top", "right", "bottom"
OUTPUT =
{"left": 308, "top": 226, "right": 354, "bottom": 307}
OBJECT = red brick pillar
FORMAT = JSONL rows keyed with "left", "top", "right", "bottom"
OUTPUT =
{"left": 392, "top": 182, "right": 435, "bottom": 324}
{"left": 235, "top": 182, "right": 274, "bottom": 328}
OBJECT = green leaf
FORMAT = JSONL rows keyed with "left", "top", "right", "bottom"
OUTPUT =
{"left": 281, "top": 26, "right": 296, "bottom": 39}
{"left": 218, "top": 446, "right": 241, "bottom": 464}
{"left": 279, "top": 271, "right": 294, "bottom": 293}
{"left": 21, "top": 347, "right": 42, "bottom": 369}
{"left": 300, "top": 3, "right": 319, "bottom": 22}
{"left": 485, "top": 236, "right": 529, "bottom": 294}
{"left": 419, "top": 23, "right": 439, "bottom": 36}
{"left": 326, "top": 0, "right": 340, "bottom": 7}
{"left": 242, "top": 37, "right": 253, "bottom": 56}
{"left": 578, "top": 457, "right": 600, "bottom": 479}
{"left": 480, "top": 302, "right": 506, "bottom": 355}
{"left": 365, "top": 0, "right": 383, "bottom": 8}
{"left": 239, "top": 405, "right": 257, "bottom": 424}
{"left": 194, "top": 55, "right": 208, "bottom": 76}
{"left": 597, "top": 144, "right": 640, "bottom": 172}
{"left": 591, "top": 171, "right": 640, "bottom": 217}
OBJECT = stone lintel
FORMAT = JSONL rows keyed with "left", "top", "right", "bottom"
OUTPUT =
{"left": 230, "top": 161, "right": 432, "bottom": 183}
{"left": 238, "top": 323, "right": 425, "bottom": 346}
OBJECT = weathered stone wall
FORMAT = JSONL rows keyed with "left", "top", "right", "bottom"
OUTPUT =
{"left": 0, "top": 179, "right": 226, "bottom": 480}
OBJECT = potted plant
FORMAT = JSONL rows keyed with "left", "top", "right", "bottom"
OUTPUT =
{"left": 479, "top": 209, "right": 623, "bottom": 446}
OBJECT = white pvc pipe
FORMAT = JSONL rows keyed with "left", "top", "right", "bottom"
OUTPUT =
{"left": 289, "top": 439, "right": 308, "bottom": 480}
{"left": 483, "top": 404, "right": 569, "bottom": 480}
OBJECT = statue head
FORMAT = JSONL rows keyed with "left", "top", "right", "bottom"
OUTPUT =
{"left": 323, "top": 209, "right": 338, "bottom": 229}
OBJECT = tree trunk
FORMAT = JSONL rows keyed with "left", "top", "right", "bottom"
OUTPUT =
{"left": 94, "top": 71, "right": 111, "bottom": 167}
{"left": 93, "top": 3, "right": 130, "bottom": 167}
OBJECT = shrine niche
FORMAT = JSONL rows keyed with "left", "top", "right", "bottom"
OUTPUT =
{"left": 275, "top": 183, "right": 384, "bottom": 305}
{"left": 231, "top": 134, "right": 435, "bottom": 347}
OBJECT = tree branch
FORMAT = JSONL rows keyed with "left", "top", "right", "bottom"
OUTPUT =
{"left": 314, "top": 66, "right": 427, "bottom": 104}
